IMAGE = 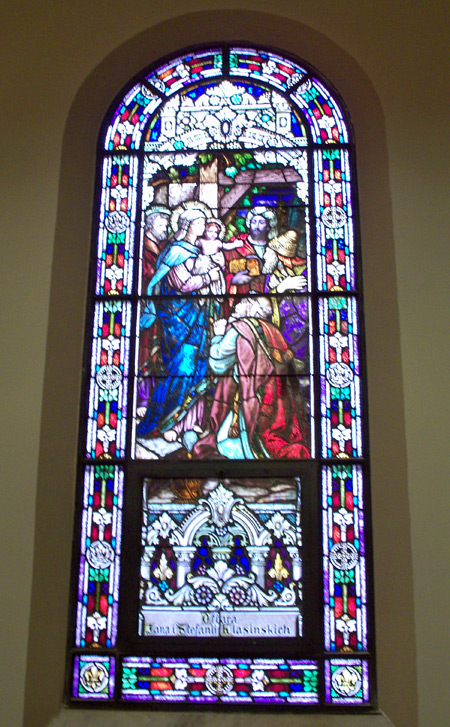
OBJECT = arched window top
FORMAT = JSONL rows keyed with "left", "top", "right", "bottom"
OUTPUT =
{"left": 70, "top": 44, "right": 373, "bottom": 711}
{"left": 104, "top": 45, "right": 349, "bottom": 153}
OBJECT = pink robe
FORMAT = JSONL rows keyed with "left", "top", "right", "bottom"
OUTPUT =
{"left": 193, "top": 317, "right": 310, "bottom": 460}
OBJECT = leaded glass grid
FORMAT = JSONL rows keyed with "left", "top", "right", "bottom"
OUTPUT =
{"left": 68, "top": 44, "right": 375, "bottom": 710}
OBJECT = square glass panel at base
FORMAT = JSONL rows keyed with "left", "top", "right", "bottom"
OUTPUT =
{"left": 325, "top": 658, "right": 370, "bottom": 705}
{"left": 72, "top": 655, "right": 115, "bottom": 700}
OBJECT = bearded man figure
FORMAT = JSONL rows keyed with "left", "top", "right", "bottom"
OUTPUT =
{"left": 193, "top": 297, "right": 310, "bottom": 460}
{"left": 226, "top": 206, "right": 278, "bottom": 295}
{"left": 138, "top": 206, "right": 171, "bottom": 382}
{"left": 141, "top": 207, "right": 171, "bottom": 292}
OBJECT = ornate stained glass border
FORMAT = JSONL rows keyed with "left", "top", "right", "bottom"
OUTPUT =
{"left": 68, "top": 44, "right": 375, "bottom": 710}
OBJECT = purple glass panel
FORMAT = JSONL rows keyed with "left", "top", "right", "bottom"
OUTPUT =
{"left": 145, "top": 49, "right": 223, "bottom": 97}
{"left": 314, "top": 148, "right": 355, "bottom": 291}
{"left": 322, "top": 466, "right": 368, "bottom": 651}
{"left": 95, "top": 155, "right": 139, "bottom": 295}
{"left": 230, "top": 47, "right": 307, "bottom": 93}
{"left": 73, "top": 654, "right": 115, "bottom": 700}
{"left": 319, "top": 296, "right": 362, "bottom": 458}
{"left": 86, "top": 300, "right": 131, "bottom": 459}
{"left": 122, "top": 657, "right": 319, "bottom": 703}
{"left": 325, "top": 658, "right": 369, "bottom": 704}
{"left": 291, "top": 79, "right": 349, "bottom": 144}
{"left": 76, "top": 465, "right": 123, "bottom": 648}
{"left": 104, "top": 84, "right": 162, "bottom": 151}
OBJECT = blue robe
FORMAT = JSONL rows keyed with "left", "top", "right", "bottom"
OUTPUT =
{"left": 136, "top": 239, "right": 210, "bottom": 437}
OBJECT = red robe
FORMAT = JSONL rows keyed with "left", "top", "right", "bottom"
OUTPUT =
{"left": 193, "top": 317, "right": 310, "bottom": 460}
{"left": 139, "top": 237, "right": 166, "bottom": 375}
{"left": 225, "top": 233, "right": 266, "bottom": 296}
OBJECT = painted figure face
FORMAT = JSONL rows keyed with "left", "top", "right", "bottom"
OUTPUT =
{"left": 250, "top": 214, "right": 270, "bottom": 240}
{"left": 149, "top": 214, "right": 169, "bottom": 241}
{"left": 189, "top": 215, "right": 207, "bottom": 239}
{"left": 251, "top": 297, "right": 272, "bottom": 319}
{"left": 204, "top": 223, "right": 221, "bottom": 241}
{"left": 232, "top": 298, "right": 252, "bottom": 320}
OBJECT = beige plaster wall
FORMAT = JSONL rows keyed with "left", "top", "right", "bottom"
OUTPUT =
{"left": 1, "top": 3, "right": 448, "bottom": 727}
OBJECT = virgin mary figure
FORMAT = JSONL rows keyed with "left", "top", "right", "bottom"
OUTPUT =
{"left": 136, "top": 203, "right": 221, "bottom": 450}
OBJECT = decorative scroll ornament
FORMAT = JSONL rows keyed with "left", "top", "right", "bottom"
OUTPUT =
{"left": 96, "top": 365, "right": 123, "bottom": 391}
{"left": 322, "top": 206, "right": 347, "bottom": 229}
{"left": 331, "top": 665, "right": 362, "bottom": 697}
{"left": 161, "top": 559, "right": 284, "bottom": 610}
{"left": 330, "top": 542, "right": 359, "bottom": 571}
{"left": 104, "top": 210, "right": 130, "bottom": 233}
{"left": 141, "top": 485, "right": 300, "bottom": 616}
{"left": 86, "top": 540, "right": 115, "bottom": 569}
{"left": 79, "top": 662, "right": 109, "bottom": 693}
{"left": 147, "top": 511, "right": 177, "bottom": 544}
{"left": 146, "top": 80, "right": 307, "bottom": 152}
{"left": 205, "top": 665, "right": 234, "bottom": 696}
{"left": 326, "top": 362, "right": 354, "bottom": 388}
{"left": 202, "top": 484, "right": 239, "bottom": 528}
{"left": 266, "top": 512, "right": 296, "bottom": 544}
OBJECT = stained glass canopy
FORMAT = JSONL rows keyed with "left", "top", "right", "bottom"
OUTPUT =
{"left": 69, "top": 44, "right": 374, "bottom": 710}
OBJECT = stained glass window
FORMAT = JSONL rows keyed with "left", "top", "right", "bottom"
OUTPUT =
{"left": 69, "top": 44, "right": 375, "bottom": 710}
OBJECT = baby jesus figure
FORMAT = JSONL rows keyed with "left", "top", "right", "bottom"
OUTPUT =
{"left": 193, "top": 218, "right": 242, "bottom": 295}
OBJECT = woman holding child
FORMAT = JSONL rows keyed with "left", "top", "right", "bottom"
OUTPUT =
{"left": 136, "top": 203, "right": 223, "bottom": 443}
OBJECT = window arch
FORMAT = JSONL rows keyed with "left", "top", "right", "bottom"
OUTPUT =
{"left": 69, "top": 44, "right": 374, "bottom": 709}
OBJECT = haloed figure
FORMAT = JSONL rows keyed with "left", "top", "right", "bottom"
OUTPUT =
{"left": 226, "top": 206, "right": 278, "bottom": 293}
{"left": 141, "top": 207, "right": 171, "bottom": 292}
{"left": 193, "top": 218, "right": 243, "bottom": 296}
{"left": 136, "top": 205, "right": 221, "bottom": 451}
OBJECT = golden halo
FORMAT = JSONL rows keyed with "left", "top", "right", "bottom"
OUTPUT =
{"left": 206, "top": 217, "right": 226, "bottom": 240}
{"left": 170, "top": 200, "right": 213, "bottom": 233}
